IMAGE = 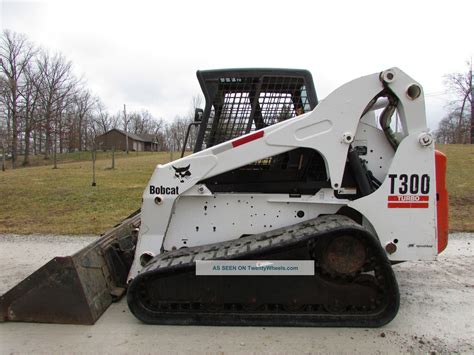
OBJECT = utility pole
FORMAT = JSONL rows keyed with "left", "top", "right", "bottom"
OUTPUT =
{"left": 124, "top": 104, "right": 129, "bottom": 154}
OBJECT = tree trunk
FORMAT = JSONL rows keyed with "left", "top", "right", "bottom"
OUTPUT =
{"left": 33, "top": 130, "right": 37, "bottom": 155}
{"left": 44, "top": 121, "right": 51, "bottom": 159}
{"left": 83, "top": 125, "right": 88, "bottom": 151}
{"left": 38, "top": 128, "right": 42, "bottom": 154}
{"left": 53, "top": 130, "right": 58, "bottom": 169}
{"left": 6, "top": 107, "right": 11, "bottom": 154}
{"left": 44, "top": 106, "right": 52, "bottom": 159}
{"left": 78, "top": 116, "right": 83, "bottom": 151}
{"left": 471, "top": 97, "right": 474, "bottom": 144}
{"left": 59, "top": 118, "right": 63, "bottom": 154}
{"left": 2, "top": 144, "right": 5, "bottom": 172}
{"left": 11, "top": 120, "right": 17, "bottom": 168}
{"left": 23, "top": 127, "right": 31, "bottom": 166}
{"left": 456, "top": 94, "right": 468, "bottom": 143}
{"left": 11, "top": 94, "right": 18, "bottom": 168}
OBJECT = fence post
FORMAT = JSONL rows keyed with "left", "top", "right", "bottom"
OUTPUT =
{"left": 112, "top": 146, "right": 115, "bottom": 169}
{"left": 92, "top": 148, "right": 96, "bottom": 187}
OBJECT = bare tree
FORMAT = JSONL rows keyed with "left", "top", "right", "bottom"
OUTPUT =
{"left": 186, "top": 94, "right": 203, "bottom": 151}
{"left": 19, "top": 62, "right": 41, "bottom": 165}
{"left": 35, "top": 51, "right": 78, "bottom": 160}
{"left": 0, "top": 29, "right": 36, "bottom": 167}
{"left": 0, "top": 29, "right": 175, "bottom": 165}
{"left": 71, "top": 89, "right": 96, "bottom": 151}
{"left": 128, "top": 109, "right": 163, "bottom": 135}
{"left": 161, "top": 95, "right": 205, "bottom": 153}
{"left": 435, "top": 110, "right": 470, "bottom": 144}
{"left": 436, "top": 60, "right": 473, "bottom": 144}
{"left": 0, "top": 75, "right": 9, "bottom": 167}
{"left": 0, "top": 82, "right": 7, "bottom": 170}
{"left": 128, "top": 111, "right": 144, "bottom": 135}
{"left": 93, "top": 101, "right": 118, "bottom": 135}
{"left": 174, "top": 116, "right": 193, "bottom": 152}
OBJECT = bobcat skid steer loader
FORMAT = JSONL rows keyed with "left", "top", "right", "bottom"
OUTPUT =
{"left": 0, "top": 68, "right": 448, "bottom": 327}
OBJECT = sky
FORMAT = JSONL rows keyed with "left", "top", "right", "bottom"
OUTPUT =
{"left": 1, "top": 0, "right": 473, "bottom": 131}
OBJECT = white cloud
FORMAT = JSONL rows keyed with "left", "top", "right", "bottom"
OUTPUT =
{"left": 2, "top": 0, "right": 473, "bottom": 129}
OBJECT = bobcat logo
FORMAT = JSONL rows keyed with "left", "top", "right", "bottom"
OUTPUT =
{"left": 172, "top": 164, "right": 191, "bottom": 183}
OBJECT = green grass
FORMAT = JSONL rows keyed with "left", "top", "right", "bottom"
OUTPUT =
{"left": 0, "top": 146, "right": 472, "bottom": 234}
{"left": 3, "top": 150, "right": 157, "bottom": 169}
{"left": 436, "top": 144, "right": 474, "bottom": 232}
{"left": 0, "top": 152, "right": 172, "bottom": 234}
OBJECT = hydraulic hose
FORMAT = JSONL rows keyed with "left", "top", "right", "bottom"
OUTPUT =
{"left": 379, "top": 94, "right": 400, "bottom": 150}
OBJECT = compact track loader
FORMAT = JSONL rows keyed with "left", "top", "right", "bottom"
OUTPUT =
{"left": 0, "top": 67, "right": 448, "bottom": 327}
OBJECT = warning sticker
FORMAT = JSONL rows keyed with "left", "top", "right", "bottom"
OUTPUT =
{"left": 387, "top": 195, "right": 429, "bottom": 208}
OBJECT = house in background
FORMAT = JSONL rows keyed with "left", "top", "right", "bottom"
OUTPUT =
{"left": 95, "top": 129, "right": 159, "bottom": 151}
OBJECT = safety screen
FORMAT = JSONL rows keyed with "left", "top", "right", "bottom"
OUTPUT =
{"left": 203, "top": 76, "right": 311, "bottom": 148}
{"left": 210, "top": 91, "right": 252, "bottom": 146}
{"left": 196, "top": 69, "right": 325, "bottom": 193}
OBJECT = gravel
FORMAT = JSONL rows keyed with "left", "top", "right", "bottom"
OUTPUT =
{"left": 0, "top": 233, "right": 473, "bottom": 353}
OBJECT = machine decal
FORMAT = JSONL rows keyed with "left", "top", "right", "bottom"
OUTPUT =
{"left": 231, "top": 130, "right": 264, "bottom": 148}
{"left": 387, "top": 195, "right": 429, "bottom": 208}
{"left": 172, "top": 165, "right": 191, "bottom": 183}
{"left": 150, "top": 185, "right": 179, "bottom": 195}
{"left": 387, "top": 174, "right": 430, "bottom": 194}
{"left": 212, "top": 143, "right": 232, "bottom": 155}
{"left": 387, "top": 173, "right": 430, "bottom": 208}
{"left": 211, "top": 129, "right": 264, "bottom": 155}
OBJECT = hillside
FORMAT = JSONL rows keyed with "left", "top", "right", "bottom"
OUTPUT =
{"left": 0, "top": 152, "right": 170, "bottom": 234}
{"left": 0, "top": 146, "right": 472, "bottom": 234}
{"left": 436, "top": 144, "right": 474, "bottom": 232}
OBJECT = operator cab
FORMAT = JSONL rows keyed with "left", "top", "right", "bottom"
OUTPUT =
{"left": 192, "top": 68, "right": 329, "bottom": 194}
{"left": 194, "top": 68, "right": 317, "bottom": 151}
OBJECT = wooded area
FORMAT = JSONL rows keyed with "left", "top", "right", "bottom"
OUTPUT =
{"left": 0, "top": 30, "right": 199, "bottom": 169}
{"left": 1, "top": 29, "right": 472, "bottom": 171}
{"left": 434, "top": 60, "right": 473, "bottom": 144}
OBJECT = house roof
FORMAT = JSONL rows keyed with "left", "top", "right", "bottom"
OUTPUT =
{"left": 98, "top": 129, "right": 157, "bottom": 143}
{"left": 139, "top": 133, "right": 158, "bottom": 142}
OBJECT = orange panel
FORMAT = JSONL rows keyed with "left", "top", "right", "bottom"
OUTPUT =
{"left": 435, "top": 150, "right": 449, "bottom": 253}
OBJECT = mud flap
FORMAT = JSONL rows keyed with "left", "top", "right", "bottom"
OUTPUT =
{"left": 0, "top": 211, "right": 140, "bottom": 325}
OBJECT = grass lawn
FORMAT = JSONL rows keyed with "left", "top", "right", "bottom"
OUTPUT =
{"left": 0, "top": 152, "right": 173, "bottom": 234}
{"left": 2, "top": 150, "right": 158, "bottom": 169}
{"left": 436, "top": 144, "right": 474, "bottom": 232}
{"left": 0, "top": 146, "right": 472, "bottom": 234}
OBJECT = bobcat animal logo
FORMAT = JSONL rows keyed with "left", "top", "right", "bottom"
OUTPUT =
{"left": 172, "top": 164, "right": 191, "bottom": 183}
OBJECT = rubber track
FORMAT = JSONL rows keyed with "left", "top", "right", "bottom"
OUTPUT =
{"left": 127, "top": 215, "right": 399, "bottom": 327}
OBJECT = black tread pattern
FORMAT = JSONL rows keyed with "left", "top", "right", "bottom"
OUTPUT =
{"left": 127, "top": 215, "right": 399, "bottom": 327}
